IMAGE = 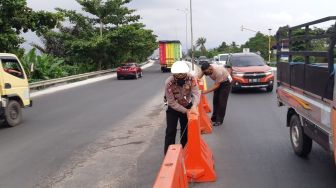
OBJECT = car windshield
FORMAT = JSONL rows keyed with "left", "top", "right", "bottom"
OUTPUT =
{"left": 219, "top": 55, "right": 228, "bottom": 61}
{"left": 122, "top": 63, "right": 135, "bottom": 67}
{"left": 199, "top": 56, "right": 207, "bottom": 60}
{"left": 230, "top": 55, "right": 265, "bottom": 67}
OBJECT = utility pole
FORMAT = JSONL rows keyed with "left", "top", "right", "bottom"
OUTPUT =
{"left": 189, "top": 0, "right": 194, "bottom": 70}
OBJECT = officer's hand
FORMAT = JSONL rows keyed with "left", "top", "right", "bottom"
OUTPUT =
{"left": 202, "top": 90, "right": 209, "bottom": 95}
{"left": 188, "top": 106, "right": 199, "bottom": 115}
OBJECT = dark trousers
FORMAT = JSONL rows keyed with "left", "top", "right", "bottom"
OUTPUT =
{"left": 164, "top": 105, "right": 191, "bottom": 154}
{"left": 211, "top": 81, "right": 231, "bottom": 124}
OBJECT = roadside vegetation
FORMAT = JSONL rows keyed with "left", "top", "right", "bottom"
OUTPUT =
{"left": 190, "top": 34, "right": 276, "bottom": 62}
{"left": 0, "top": 0, "right": 157, "bottom": 82}
{"left": 191, "top": 26, "right": 334, "bottom": 64}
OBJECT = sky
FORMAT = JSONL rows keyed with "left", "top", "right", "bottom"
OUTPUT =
{"left": 24, "top": 0, "right": 336, "bottom": 50}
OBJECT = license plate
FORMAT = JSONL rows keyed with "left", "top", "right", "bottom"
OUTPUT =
{"left": 249, "top": 79, "right": 259, "bottom": 83}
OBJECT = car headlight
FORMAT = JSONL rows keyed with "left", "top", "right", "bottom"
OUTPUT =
{"left": 265, "top": 69, "right": 273, "bottom": 76}
{"left": 232, "top": 71, "right": 244, "bottom": 77}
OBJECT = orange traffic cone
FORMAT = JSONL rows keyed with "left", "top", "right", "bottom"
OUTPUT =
{"left": 199, "top": 99, "right": 212, "bottom": 134}
{"left": 184, "top": 113, "right": 216, "bottom": 182}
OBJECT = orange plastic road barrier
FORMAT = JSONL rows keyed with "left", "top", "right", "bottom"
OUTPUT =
{"left": 198, "top": 78, "right": 205, "bottom": 90}
{"left": 198, "top": 79, "right": 212, "bottom": 113}
{"left": 153, "top": 144, "right": 188, "bottom": 188}
{"left": 199, "top": 99, "right": 213, "bottom": 134}
{"left": 201, "top": 94, "right": 211, "bottom": 113}
{"left": 184, "top": 113, "right": 216, "bottom": 182}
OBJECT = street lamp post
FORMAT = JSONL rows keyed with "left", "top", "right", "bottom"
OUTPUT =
{"left": 268, "top": 29, "right": 272, "bottom": 63}
{"left": 189, "top": 0, "right": 194, "bottom": 70}
{"left": 176, "top": 9, "right": 188, "bottom": 55}
{"left": 241, "top": 25, "right": 273, "bottom": 64}
{"left": 241, "top": 25, "right": 259, "bottom": 33}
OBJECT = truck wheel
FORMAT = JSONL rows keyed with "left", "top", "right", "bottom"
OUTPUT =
{"left": 4, "top": 100, "right": 22, "bottom": 127}
{"left": 266, "top": 85, "right": 273, "bottom": 92}
{"left": 289, "top": 114, "right": 312, "bottom": 158}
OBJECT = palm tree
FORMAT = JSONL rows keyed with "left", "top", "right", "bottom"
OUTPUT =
{"left": 76, "top": 0, "right": 109, "bottom": 37}
{"left": 196, "top": 37, "right": 207, "bottom": 54}
{"left": 76, "top": 0, "right": 140, "bottom": 37}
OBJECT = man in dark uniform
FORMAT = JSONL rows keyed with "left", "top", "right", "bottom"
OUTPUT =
{"left": 164, "top": 61, "right": 200, "bottom": 154}
{"left": 200, "top": 62, "right": 231, "bottom": 126}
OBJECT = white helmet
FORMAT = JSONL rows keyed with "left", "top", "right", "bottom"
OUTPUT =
{"left": 171, "top": 61, "right": 190, "bottom": 74}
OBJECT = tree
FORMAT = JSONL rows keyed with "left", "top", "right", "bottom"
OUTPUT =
{"left": 196, "top": 37, "right": 207, "bottom": 55}
{"left": 242, "top": 32, "right": 273, "bottom": 59}
{"left": 213, "top": 41, "right": 241, "bottom": 54}
{"left": 76, "top": 0, "right": 140, "bottom": 37}
{"left": 217, "top": 42, "right": 228, "bottom": 52}
{"left": 0, "top": 0, "right": 61, "bottom": 54}
{"left": 35, "top": 0, "right": 157, "bottom": 69}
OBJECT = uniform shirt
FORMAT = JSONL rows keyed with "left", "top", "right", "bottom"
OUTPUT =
{"left": 207, "top": 64, "right": 230, "bottom": 84}
{"left": 165, "top": 73, "right": 200, "bottom": 113}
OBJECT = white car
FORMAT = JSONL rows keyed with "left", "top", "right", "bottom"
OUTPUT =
{"left": 216, "top": 53, "right": 230, "bottom": 66}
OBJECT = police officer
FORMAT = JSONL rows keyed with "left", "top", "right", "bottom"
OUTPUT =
{"left": 164, "top": 61, "right": 200, "bottom": 154}
{"left": 200, "top": 62, "right": 231, "bottom": 126}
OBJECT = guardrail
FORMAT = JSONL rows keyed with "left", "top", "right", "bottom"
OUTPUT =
{"left": 29, "top": 61, "right": 150, "bottom": 91}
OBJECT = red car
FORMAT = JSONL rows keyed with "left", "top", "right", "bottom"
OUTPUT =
{"left": 226, "top": 53, "right": 274, "bottom": 92}
{"left": 116, "top": 63, "right": 143, "bottom": 80}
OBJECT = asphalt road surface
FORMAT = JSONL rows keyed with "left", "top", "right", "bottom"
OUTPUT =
{"left": 137, "top": 79, "right": 336, "bottom": 188}
{"left": 0, "top": 63, "right": 169, "bottom": 188}
{"left": 0, "top": 62, "right": 335, "bottom": 188}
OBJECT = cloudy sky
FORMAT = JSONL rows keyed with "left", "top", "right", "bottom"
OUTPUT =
{"left": 25, "top": 0, "right": 336, "bottom": 50}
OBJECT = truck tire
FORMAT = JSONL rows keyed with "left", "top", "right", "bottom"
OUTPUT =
{"left": 266, "top": 85, "right": 273, "bottom": 92}
{"left": 4, "top": 100, "right": 22, "bottom": 127}
{"left": 289, "top": 114, "right": 312, "bottom": 158}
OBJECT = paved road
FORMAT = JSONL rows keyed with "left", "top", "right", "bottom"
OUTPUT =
{"left": 138, "top": 80, "right": 336, "bottom": 188}
{"left": 0, "top": 63, "right": 169, "bottom": 188}
{"left": 1, "top": 62, "right": 335, "bottom": 188}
